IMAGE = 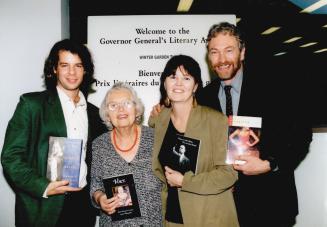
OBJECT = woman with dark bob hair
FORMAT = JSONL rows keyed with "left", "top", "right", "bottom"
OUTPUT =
{"left": 149, "top": 55, "right": 239, "bottom": 227}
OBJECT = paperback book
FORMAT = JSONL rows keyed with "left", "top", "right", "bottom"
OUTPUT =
{"left": 159, "top": 132, "right": 201, "bottom": 175}
{"left": 103, "top": 173, "right": 141, "bottom": 221}
{"left": 174, "top": 135, "right": 201, "bottom": 174}
{"left": 46, "top": 136, "right": 83, "bottom": 188}
{"left": 226, "top": 116, "right": 262, "bottom": 165}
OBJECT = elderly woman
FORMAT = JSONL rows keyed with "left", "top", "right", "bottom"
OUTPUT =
{"left": 90, "top": 82, "right": 162, "bottom": 226}
{"left": 150, "top": 55, "right": 239, "bottom": 227}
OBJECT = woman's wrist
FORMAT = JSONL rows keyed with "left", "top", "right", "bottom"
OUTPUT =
{"left": 94, "top": 190, "right": 105, "bottom": 205}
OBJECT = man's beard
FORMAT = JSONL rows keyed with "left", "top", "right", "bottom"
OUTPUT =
{"left": 214, "top": 59, "right": 242, "bottom": 81}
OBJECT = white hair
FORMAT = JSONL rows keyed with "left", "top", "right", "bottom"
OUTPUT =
{"left": 99, "top": 82, "right": 144, "bottom": 130}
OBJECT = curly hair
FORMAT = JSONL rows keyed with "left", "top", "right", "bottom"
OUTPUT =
{"left": 206, "top": 22, "right": 245, "bottom": 50}
{"left": 99, "top": 82, "right": 145, "bottom": 130}
{"left": 43, "top": 39, "right": 95, "bottom": 97}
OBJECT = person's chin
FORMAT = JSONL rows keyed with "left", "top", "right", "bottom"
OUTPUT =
{"left": 116, "top": 122, "right": 133, "bottom": 128}
{"left": 217, "top": 72, "right": 234, "bottom": 81}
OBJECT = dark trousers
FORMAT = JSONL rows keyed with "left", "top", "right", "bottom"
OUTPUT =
{"left": 233, "top": 190, "right": 296, "bottom": 227}
{"left": 56, "top": 187, "right": 97, "bottom": 227}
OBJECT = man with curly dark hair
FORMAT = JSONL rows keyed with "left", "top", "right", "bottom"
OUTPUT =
{"left": 1, "top": 39, "right": 107, "bottom": 227}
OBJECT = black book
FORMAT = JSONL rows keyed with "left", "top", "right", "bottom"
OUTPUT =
{"left": 160, "top": 134, "right": 201, "bottom": 174}
{"left": 103, "top": 173, "right": 141, "bottom": 221}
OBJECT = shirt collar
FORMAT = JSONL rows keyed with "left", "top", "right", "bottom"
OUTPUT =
{"left": 220, "top": 68, "right": 243, "bottom": 94}
{"left": 56, "top": 86, "right": 86, "bottom": 107}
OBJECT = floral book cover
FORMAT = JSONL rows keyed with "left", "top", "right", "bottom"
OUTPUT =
{"left": 103, "top": 173, "right": 141, "bottom": 221}
{"left": 226, "top": 116, "right": 262, "bottom": 165}
{"left": 46, "top": 136, "right": 82, "bottom": 188}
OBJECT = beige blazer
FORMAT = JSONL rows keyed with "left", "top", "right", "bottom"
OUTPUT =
{"left": 150, "top": 105, "right": 239, "bottom": 227}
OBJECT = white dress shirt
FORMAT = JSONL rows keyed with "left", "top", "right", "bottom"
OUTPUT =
{"left": 57, "top": 86, "right": 89, "bottom": 188}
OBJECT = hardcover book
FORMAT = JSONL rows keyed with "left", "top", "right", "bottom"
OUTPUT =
{"left": 103, "top": 173, "right": 141, "bottom": 221}
{"left": 159, "top": 132, "right": 201, "bottom": 175}
{"left": 46, "top": 136, "right": 83, "bottom": 188}
{"left": 226, "top": 116, "right": 262, "bottom": 165}
{"left": 174, "top": 135, "right": 201, "bottom": 174}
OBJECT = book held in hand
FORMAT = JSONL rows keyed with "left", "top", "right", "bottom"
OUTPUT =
{"left": 174, "top": 135, "right": 201, "bottom": 174}
{"left": 46, "top": 136, "right": 82, "bottom": 188}
{"left": 226, "top": 116, "right": 262, "bottom": 165}
{"left": 103, "top": 173, "right": 141, "bottom": 221}
{"left": 159, "top": 132, "right": 201, "bottom": 175}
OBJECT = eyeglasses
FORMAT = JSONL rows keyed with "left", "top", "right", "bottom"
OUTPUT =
{"left": 108, "top": 100, "right": 135, "bottom": 111}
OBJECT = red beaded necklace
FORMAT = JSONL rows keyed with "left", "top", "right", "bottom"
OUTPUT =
{"left": 113, "top": 125, "right": 138, "bottom": 152}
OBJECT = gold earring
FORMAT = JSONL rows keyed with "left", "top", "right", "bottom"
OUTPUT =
{"left": 192, "top": 93, "right": 197, "bottom": 107}
{"left": 165, "top": 97, "right": 170, "bottom": 106}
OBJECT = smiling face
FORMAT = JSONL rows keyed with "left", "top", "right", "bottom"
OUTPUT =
{"left": 164, "top": 65, "right": 198, "bottom": 106}
{"left": 207, "top": 33, "right": 245, "bottom": 84}
{"left": 107, "top": 89, "right": 136, "bottom": 129}
{"left": 54, "top": 50, "right": 84, "bottom": 97}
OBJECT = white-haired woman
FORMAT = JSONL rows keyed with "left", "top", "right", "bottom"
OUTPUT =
{"left": 90, "top": 82, "right": 162, "bottom": 226}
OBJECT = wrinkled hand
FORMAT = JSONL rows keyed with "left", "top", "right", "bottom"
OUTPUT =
{"left": 164, "top": 166, "right": 184, "bottom": 187}
{"left": 150, "top": 103, "right": 162, "bottom": 117}
{"left": 97, "top": 193, "right": 120, "bottom": 215}
{"left": 233, "top": 155, "right": 270, "bottom": 175}
{"left": 47, "top": 180, "right": 81, "bottom": 196}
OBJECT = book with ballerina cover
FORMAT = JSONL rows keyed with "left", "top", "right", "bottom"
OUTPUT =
{"left": 46, "top": 136, "right": 83, "bottom": 188}
{"left": 159, "top": 133, "right": 201, "bottom": 175}
{"left": 103, "top": 173, "right": 141, "bottom": 221}
{"left": 226, "top": 116, "right": 262, "bottom": 165}
{"left": 174, "top": 135, "right": 201, "bottom": 174}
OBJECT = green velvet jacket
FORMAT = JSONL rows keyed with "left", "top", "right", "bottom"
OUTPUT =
{"left": 150, "top": 105, "right": 239, "bottom": 227}
{"left": 1, "top": 90, "right": 105, "bottom": 227}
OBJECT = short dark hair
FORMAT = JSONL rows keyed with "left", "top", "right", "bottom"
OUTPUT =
{"left": 43, "top": 39, "right": 95, "bottom": 97}
{"left": 207, "top": 22, "right": 245, "bottom": 50}
{"left": 159, "top": 55, "right": 203, "bottom": 107}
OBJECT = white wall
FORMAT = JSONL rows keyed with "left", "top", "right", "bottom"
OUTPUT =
{"left": 0, "top": 1, "right": 68, "bottom": 226}
{"left": 295, "top": 130, "right": 327, "bottom": 227}
{"left": 0, "top": 2, "right": 326, "bottom": 227}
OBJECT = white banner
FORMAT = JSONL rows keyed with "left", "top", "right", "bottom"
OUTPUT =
{"left": 87, "top": 15, "right": 235, "bottom": 123}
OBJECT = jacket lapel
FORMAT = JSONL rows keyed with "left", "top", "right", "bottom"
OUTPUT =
{"left": 152, "top": 108, "right": 171, "bottom": 183}
{"left": 46, "top": 90, "right": 67, "bottom": 137}
{"left": 210, "top": 79, "right": 223, "bottom": 112}
{"left": 237, "top": 69, "right": 263, "bottom": 117}
{"left": 184, "top": 106, "right": 202, "bottom": 138}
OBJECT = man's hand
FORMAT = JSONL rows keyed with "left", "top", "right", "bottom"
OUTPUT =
{"left": 233, "top": 155, "right": 271, "bottom": 175}
{"left": 46, "top": 180, "right": 81, "bottom": 196}
{"left": 150, "top": 103, "right": 162, "bottom": 117}
{"left": 164, "top": 166, "right": 184, "bottom": 187}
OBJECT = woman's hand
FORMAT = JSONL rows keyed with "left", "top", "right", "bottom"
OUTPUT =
{"left": 164, "top": 166, "right": 184, "bottom": 187}
{"left": 150, "top": 103, "right": 162, "bottom": 117}
{"left": 94, "top": 191, "right": 120, "bottom": 215}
